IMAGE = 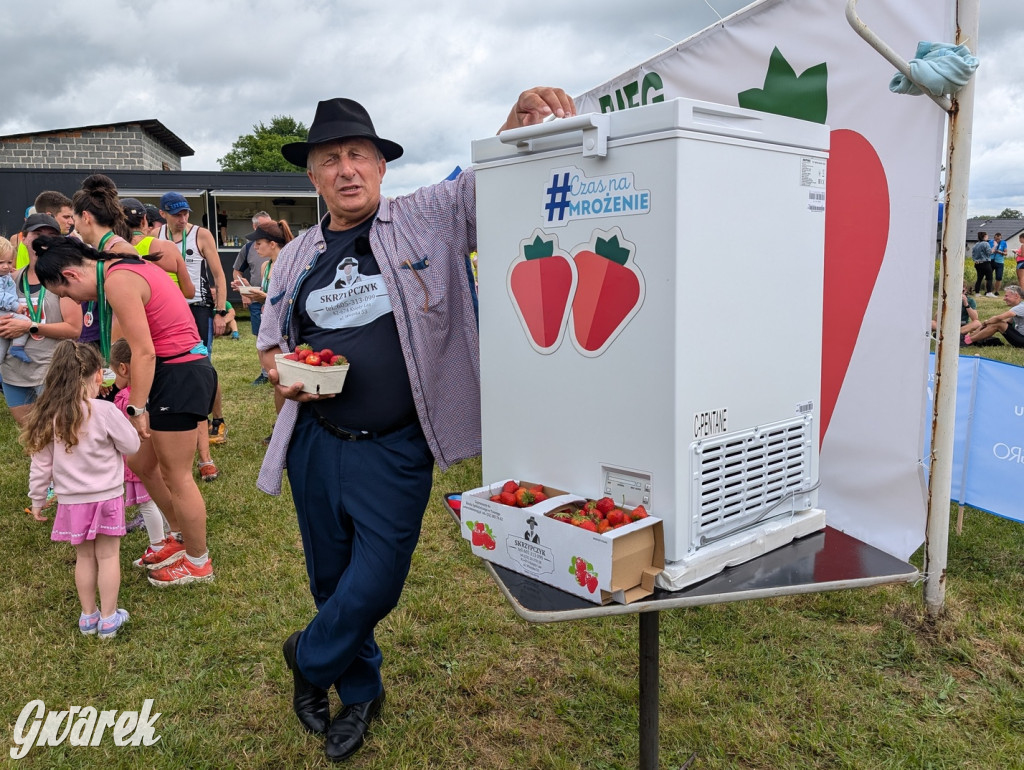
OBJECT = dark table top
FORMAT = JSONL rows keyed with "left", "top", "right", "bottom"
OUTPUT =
{"left": 447, "top": 495, "right": 918, "bottom": 624}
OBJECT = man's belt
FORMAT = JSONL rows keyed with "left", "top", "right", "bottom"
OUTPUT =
{"left": 312, "top": 409, "right": 417, "bottom": 442}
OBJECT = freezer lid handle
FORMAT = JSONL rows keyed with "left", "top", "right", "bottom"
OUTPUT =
{"left": 498, "top": 113, "right": 609, "bottom": 158}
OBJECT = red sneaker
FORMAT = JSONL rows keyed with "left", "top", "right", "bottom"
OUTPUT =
{"left": 148, "top": 554, "right": 214, "bottom": 587}
{"left": 134, "top": 536, "right": 185, "bottom": 570}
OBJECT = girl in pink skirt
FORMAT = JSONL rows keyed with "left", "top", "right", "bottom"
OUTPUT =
{"left": 20, "top": 340, "right": 141, "bottom": 639}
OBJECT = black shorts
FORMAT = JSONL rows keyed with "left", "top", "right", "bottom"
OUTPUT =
{"left": 148, "top": 356, "right": 218, "bottom": 431}
{"left": 189, "top": 304, "right": 214, "bottom": 355}
{"left": 1003, "top": 325, "right": 1024, "bottom": 348}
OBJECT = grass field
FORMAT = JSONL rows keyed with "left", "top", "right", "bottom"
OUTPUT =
{"left": 1, "top": 304, "right": 1022, "bottom": 769}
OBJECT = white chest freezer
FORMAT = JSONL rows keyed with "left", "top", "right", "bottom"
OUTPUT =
{"left": 472, "top": 98, "right": 829, "bottom": 590}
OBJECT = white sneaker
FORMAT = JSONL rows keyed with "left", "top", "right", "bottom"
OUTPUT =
{"left": 985, "top": 292, "right": 997, "bottom": 297}
{"left": 98, "top": 609, "right": 130, "bottom": 640}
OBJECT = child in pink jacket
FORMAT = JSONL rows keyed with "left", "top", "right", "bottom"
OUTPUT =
{"left": 20, "top": 340, "right": 140, "bottom": 639}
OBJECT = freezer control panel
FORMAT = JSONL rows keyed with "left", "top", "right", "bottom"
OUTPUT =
{"left": 601, "top": 465, "right": 652, "bottom": 510}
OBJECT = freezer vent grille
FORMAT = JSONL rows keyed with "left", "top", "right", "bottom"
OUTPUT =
{"left": 691, "top": 416, "right": 812, "bottom": 550}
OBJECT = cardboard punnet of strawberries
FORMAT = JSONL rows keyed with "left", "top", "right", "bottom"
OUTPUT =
{"left": 460, "top": 479, "right": 664, "bottom": 605}
{"left": 275, "top": 345, "right": 350, "bottom": 395}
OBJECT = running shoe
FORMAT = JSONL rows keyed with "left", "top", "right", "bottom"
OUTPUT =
{"left": 79, "top": 611, "right": 100, "bottom": 636}
{"left": 208, "top": 419, "right": 227, "bottom": 445}
{"left": 148, "top": 555, "right": 214, "bottom": 587}
{"left": 98, "top": 609, "right": 130, "bottom": 640}
{"left": 251, "top": 373, "right": 270, "bottom": 386}
{"left": 199, "top": 461, "right": 219, "bottom": 481}
{"left": 134, "top": 535, "right": 185, "bottom": 570}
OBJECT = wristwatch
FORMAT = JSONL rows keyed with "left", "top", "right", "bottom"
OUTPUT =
{"left": 215, "top": 309, "right": 228, "bottom": 317}
{"left": 126, "top": 404, "right": 147, "bottom": 417}
{"left": 28, "top": 323, "right": 39, "bottom": 335}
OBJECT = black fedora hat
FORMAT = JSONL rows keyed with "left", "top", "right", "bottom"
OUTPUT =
{"left": 282, "top": 98, "right": 403, "bottom": 168}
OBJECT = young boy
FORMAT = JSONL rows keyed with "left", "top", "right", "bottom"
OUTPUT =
{"left": 0, "top": 237, "right": 32, "bottom": 364}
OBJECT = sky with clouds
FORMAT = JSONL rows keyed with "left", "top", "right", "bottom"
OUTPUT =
{"left": 0, "top": 0, "right": 1018, "bottom": 216}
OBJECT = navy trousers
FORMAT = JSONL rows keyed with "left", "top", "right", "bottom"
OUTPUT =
{"left": 286, "top": 408, "right": 434, "bottom": 701}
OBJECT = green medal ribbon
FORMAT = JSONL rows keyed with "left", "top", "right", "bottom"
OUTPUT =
{"left": 22, "top": 273, "right": 44, "bottom": 324}
{"left": 261, "top": 260, "right": 272, "bottom": 292}
{"left": 96, "top": 260, "right": 112, "bottom": 363}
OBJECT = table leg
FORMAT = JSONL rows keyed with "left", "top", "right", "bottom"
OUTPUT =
{"left": 639, "top": 610, "right": 659, "bottom": 770}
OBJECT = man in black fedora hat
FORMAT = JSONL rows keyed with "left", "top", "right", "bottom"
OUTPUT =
{"left": 255, "top": 86, "right": 574, "bottom": 762}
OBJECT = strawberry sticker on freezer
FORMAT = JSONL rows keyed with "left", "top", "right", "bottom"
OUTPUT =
{"left": 507, "top": 229, "right": 577, "bottom": 354}
{"left": 570, "top": 227, "right": 645, "bottom": 357}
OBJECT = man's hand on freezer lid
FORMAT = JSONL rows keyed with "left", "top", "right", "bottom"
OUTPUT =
{"left": 499, "top": 86, "right": 576, "bottom": 133}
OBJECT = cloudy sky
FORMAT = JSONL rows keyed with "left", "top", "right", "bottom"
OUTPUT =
{"left": 1, "top": 0, "right": 1019, "bottom": 216}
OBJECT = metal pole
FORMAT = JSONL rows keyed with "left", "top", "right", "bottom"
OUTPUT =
{"left": 924, "top": 0, "right": 981, "bottom": 618}
{"left": 639, "top": 611, "right": 660, "bottom": 770}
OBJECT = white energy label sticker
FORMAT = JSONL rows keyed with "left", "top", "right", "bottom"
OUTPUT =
{"left": 800, "top": 157, "right": 827, "bottom": 213}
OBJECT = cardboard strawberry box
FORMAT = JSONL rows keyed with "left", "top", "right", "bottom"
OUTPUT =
{"left": 460, "top": 479, "right": 664, "bottom": 605}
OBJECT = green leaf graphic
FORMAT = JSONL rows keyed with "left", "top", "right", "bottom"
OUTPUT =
{"left": 737, "top": 47, "right": 828, "bottom": 124}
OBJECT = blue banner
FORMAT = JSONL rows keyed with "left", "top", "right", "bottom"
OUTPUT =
{"left": 927, "top": 354, "right": 1024, "bottom": 522}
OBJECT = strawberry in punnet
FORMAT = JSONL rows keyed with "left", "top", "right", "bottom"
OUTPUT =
{"left": 499, "top": 491, "right": 517, "bottom": 507}
{"left": 514, "top": 487, "right": 535, "bottom": 507}
{"left": 596, "top": 520, "right": 612, "bottom": 535}
{"left": 570, "top": 229, "right": 645, "bottom": 357}
{"left": 284, "top": 352, "right": 301, "bottom": 361}
{"left": 295, "top": 343, "right": 313, "bottom": 355}
{"left": 533, "top": 491, "right": 548, "bottom": 504}
{"left": 319, "top": 348, "right": 335, "bottom": 360}
{"left": 489, "top": 494, "right": 503, "bottom": 503}
{"left": 595, "top": 497, "right": 616, "bottom": 515}
{"left": 630, "top": 505, "right": 649, "bottom": 520}
{"left": 579, "top": 519, "right": 598, "bottom": 533}
{"left": 501, "top": 480, "right": 519, "bottom": 495}
{"left": 605, "top": 508, "right": 624, "bottom": 527}
{"left": 508, "top": 230, "right": 577, "bottom": 354}
{"left": 331, "top": 355, "right": 349, "bottom": 366}
{"left": 304, "top": 353, "right": 321, "bottom": 367}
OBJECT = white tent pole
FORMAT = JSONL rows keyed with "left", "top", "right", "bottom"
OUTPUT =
{"left": 924, "top": 0, "right": 981, "bottom": 618}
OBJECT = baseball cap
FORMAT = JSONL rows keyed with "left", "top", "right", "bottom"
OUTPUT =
{"left": 22, "top": 213, "right": 61, "bottom": 234}
{"left": 160, "top": 192, "right": 191, "bottom": 214}
{"left": 144, "top": 204, "right": 165, "bottom": 224}
{"left": 120, "top": 197, "right": 146, "bottom": 217}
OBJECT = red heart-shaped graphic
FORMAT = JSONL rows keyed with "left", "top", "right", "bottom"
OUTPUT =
{"left": 821, "top": 128, "right": 890, "bottom": 444}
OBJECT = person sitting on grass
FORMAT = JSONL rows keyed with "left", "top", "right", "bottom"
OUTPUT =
{"left": 963, "top": 285, "right": 1024, "bottom": 348}
{"left": 212, "top": 299, "right": 239, "bottom": 340}
{"left": 932, "top": 283, "right": 980, "bottom": 343}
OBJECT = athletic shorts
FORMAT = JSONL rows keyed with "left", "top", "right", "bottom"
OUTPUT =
{"left": 189, "top": 304, "right": 214, "bottom": 356}
{"left": 148, "top": 356, "right": 218, "bottom": 431}
{"left": 1003, "top": 325, "right": 1024, "bottom": 348}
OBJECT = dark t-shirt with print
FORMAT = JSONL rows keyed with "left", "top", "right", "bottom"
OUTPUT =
{"left": 294, "top": 216, "right": 416, "bottom": 432}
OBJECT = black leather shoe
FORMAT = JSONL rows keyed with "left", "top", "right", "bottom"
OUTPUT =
{"left": 325, "top": 689, "right": 385, "bottom": 762}
{"left": 282, "top": 631, "right": 331, "bottom": 735}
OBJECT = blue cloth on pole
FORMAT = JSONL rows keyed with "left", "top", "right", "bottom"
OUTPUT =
{"left": 890, "top": 42, "right": 979, "bottom": 98}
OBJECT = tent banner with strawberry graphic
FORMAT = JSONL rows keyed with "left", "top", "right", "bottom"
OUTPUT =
{"left": 576, "top": 0, "right": 954, "bottom": 560}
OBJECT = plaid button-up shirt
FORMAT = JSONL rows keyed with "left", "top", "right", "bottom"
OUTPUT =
{"left": 256, "top": 169, "right": 481, "bottom": 495}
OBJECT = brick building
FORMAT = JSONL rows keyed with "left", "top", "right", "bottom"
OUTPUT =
{"left": 0, "top": 119, "right": 193, "bottom": 171}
